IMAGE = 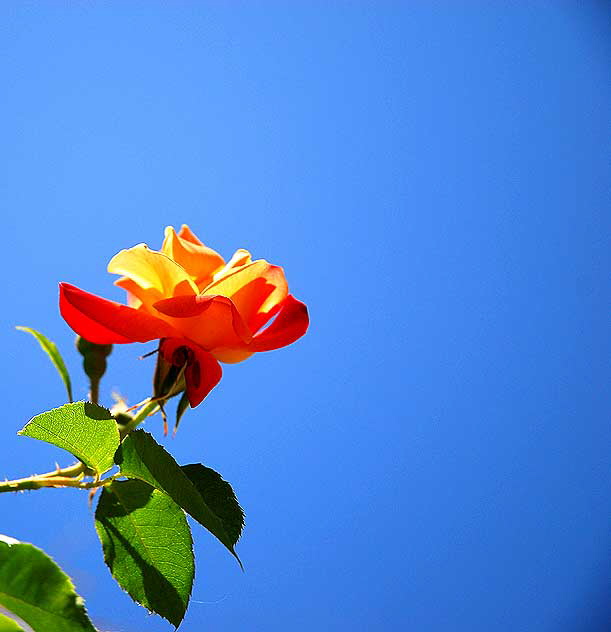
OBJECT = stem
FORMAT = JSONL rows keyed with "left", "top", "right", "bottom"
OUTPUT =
{"left": 1, "top": 388, "right": 170, "bottom": 494}
{"left": 0, "top": 478, "right": 58, "bottom": 492}
{"left": 0, "top": 469, "right": 113, "bottom": 493}
{"left": 89, "top": 378, "right": 100, "bottom": 406}
{"left": 39, "top": 462, "right": 88, "bottom": 479}
{"left": 120, "top": 363, "right": 185, "bottom": 434}
{"left": 119, "top": 400, "right": 159, "bottom": 438}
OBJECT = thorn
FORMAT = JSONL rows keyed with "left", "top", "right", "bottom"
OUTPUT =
{"left": 139, "top": 348, "right": 159, "bottom": 360}
{"left": 88, "top": 488, "right": 99, "bottom": 508}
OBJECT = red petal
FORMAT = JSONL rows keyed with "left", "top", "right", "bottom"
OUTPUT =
{"left": 153, "top": 294, "right": 253, "bottom": 345}
{"left": 59, "top": 282, "right": 176, "bottom": 344}
{"left": 160, "top": 337, "right": 222, "bottom": 407}
{"left": 202, "top": 260, "right": 288, "bottom": 332}
{"left": 153, "top": 294, "right": 217, "bottom": 318}
{"left": 185, "top": 346, "right": 222, "bottom": 407}
{"left": 249, "top": 295, "right": 309, "bottom": 352}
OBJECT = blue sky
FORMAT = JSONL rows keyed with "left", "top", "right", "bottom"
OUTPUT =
{"left": 1, "top": 3, "right": 610, "bottom": 631}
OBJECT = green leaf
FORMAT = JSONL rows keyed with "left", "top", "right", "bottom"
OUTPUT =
{"left": 19, "top": 402, "right": 120, "bottom": 476}
{"left": 182, "top": 464, "right": 244, "bottom": 546}
{"left": 17, "top": 327, "right": 73, "bottom": 402}
{"left": 0, "top": 613, "right": 25, "bottom": 631}
{"left": 0, "top": 534, "right": 96, "bottom": 632}
{"left": 95, "top": 480, "right": 194, "bottom": 627}
{"left": 116, "top": 430, "right": 241, "bottom": 566}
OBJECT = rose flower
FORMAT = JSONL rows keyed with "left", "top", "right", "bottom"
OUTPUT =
{"left": 60, "top": 225, "right": 309, "bottom": 407}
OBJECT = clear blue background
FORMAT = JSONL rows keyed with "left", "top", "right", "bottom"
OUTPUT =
{"left": 1, "top": 3, "right": 609, "bottom": 631}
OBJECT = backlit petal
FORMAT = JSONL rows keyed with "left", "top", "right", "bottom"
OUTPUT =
{"left": 202, "top": 260, "right": 289, "bottom": 332}
{"left": 177, "top": 224, "right": 203, "bottom": 245}
{"left": 249, "top": 295, "right": 309, "bottom": 352}
{"left": 114, "top": 276, "right": 151, "bottom": 309}
{"left": 211, "top": 347, "right": 254, "bottom": 364}
{"left": 161, "top": 226, "right": 225, "bottom": 288}
{"left": 59, "top": 283, "right": 176, "bottom": 344}
{"left": 185, "top": 349, "right": 222, "bottom": 406}
{"left": 153, "top": 294, "right": 253, "bottom": 349}
{"left": 108, "top": 244, "right": 198, "bottom": 304}
{"left": 211, "top": 249, "right": 252, "bottom": 283}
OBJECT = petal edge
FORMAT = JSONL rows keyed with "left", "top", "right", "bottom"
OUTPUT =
{"left": 249, "top": 295, "right": 309, "bottom": 352}
{"left": 59, "top": 283, "right": 176, "bottom": 344}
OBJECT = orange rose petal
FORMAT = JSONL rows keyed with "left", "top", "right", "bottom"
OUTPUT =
{"left": 211, "top": 347, "right": 254, "bottom": 364}
{"left": 114, "top": 277, "right": 141, "bottom": 308}
{"left": 161, "top": 226, "right": 225, "bottom": 287}
{"left": 212, "top": 249, "right": 252, "bottom": 280}
{"left": 59, "top": 283, "right": 176, "bottom": 344}
{"left": 153, "top": 294, "right": 253, "bottom": 348}
{"left": 108, "top": 244, "right": 198, "bottom": 300}
{"left": 249, "top": 295, "right": 309, "bottom": 352}
{"left": 177, "top": 224, "right": 204, "bottom": 245}
{"left": 203, "top": 260, "right": 289, "bottom": 331}
{"left": 114, "top": 276, "right": 160, "bottom": 310}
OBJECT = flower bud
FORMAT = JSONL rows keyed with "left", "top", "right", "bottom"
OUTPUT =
{"left": 76, "top": 337, "right": 113, "bottom": 382}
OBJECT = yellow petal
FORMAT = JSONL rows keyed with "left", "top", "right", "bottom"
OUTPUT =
{"left": 108, "top": 244, "right": 198, "bottom": 305}
{"left": 202, "top": 259, "right": 289, "bottom": 332}
{"left": 161, "top": 226, "right": 225, "bottom": 288}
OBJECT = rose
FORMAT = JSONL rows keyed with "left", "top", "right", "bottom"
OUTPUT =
{"left": 60, "top": 225, "right": 309, "bottom": 407}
